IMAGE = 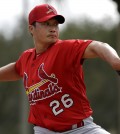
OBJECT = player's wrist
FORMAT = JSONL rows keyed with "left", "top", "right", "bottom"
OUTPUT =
{"left": 116, "top": 70, "right": 120, "bottom": 76}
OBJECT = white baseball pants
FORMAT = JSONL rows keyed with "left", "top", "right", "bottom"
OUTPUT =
{"left": 33, "top": 116, "right": 110, "bottom": 134}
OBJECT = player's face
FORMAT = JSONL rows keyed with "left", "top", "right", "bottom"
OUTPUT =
{"left": 29, "top": 18, "right": 59, "bottom": 46}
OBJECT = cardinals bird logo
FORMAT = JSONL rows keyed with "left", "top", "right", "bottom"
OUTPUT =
{"left": 24, "top": 63, "right": 62, "bottom": 105}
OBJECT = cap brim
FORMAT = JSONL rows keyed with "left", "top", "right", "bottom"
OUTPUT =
{"left": 54, "top": 15, "right": 65, "bottom": 24}
{"left": 36, "top": 15, "right": 65, "bottom": 24}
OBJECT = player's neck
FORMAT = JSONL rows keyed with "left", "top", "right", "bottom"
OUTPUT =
{"left": 35, "top": 42, "right": 52, "bottom": 54}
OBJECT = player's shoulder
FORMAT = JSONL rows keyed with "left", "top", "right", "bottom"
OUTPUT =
{"left": 23, "top": 48, "right": 35, "bottom": 53}
{"left": 22, "top": 48, "right": 35, "bottom": 55}
{"left": 57, "top": 39, "right": 92, "bottom": 47}
{"left": 19, "top": 48, "right": 35, "bottom": 59}
{"left": 57, "top": 39, "right": 77, "bottom": 44}
{"left": 57, "top": 39, "right": 91, "bottom": 44}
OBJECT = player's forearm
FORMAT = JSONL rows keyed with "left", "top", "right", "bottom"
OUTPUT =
{"left": 98, "top": 43, "right": 120, "bottom": 70}
{"left": 89, "top": 41, "right": 120, "bottom": 70}
{"left": 0, "top": 62, "right": 21, "bottom": 81}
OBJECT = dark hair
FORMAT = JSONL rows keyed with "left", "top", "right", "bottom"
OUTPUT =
{"left": 32, "top": 22, "right": 36, "bottom": 27}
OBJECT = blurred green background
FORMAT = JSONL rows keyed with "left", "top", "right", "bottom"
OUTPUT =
{"left": 0, "top": 0, "right": 120, "bottom": 134}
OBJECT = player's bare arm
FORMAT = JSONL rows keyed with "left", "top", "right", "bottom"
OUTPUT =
{"left": 0, "top": 62, "right": 21, "bottom": 81}
{"left": 83, "top": 41, "right": 120, "bottom": 71}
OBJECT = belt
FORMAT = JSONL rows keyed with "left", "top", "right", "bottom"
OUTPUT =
{"left": 34, "top": 120, "right": 84, "bottom": 132}
{"left": 71, "top": 121, "right": 84, "bottom": 130}
{"left": 63, "top": 121, "right": 84, "bottom": 132}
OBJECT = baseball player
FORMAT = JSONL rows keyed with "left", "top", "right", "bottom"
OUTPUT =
{"left": 0, "top": 4, "right": 120, "bottom": 134}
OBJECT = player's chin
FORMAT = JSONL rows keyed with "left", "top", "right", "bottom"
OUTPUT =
{"left": 47, "top": 37, "right": 58, "bottom": 44}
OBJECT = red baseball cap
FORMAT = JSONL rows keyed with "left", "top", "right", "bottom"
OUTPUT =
{"left": 28, "top": 4, "right": 65, "bottom": 25}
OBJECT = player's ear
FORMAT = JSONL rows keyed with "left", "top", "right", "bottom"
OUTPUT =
{"left": 28, "top": 25, "right": 34, "bottom": 35}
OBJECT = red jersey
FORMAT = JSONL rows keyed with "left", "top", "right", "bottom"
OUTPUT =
{"left": 15, "top": 39, "right": 93, "bottom": 132}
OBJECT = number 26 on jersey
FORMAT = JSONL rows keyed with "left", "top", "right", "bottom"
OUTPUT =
{"left": 50, "top": 94, "right": 74, "bottom": 116}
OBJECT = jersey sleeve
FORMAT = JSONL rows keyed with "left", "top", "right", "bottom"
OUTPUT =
{"left": 15, "top": 52, "right": 25, "bottom": 77}
{"left": 73, "top": 39, "right": 92, "bottom": 55}
{"left": 72, "top": 40, "right": 92, "bottom": 64}
{"left": 15, "top": 48, "right": 35, "bottom": 77}
{"left": 60, "top": 39, "right": 92, "bottom": 65}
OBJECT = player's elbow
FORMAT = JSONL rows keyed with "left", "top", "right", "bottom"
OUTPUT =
{"left": 111, "top": 57, "right": 120, "bottom": 70}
